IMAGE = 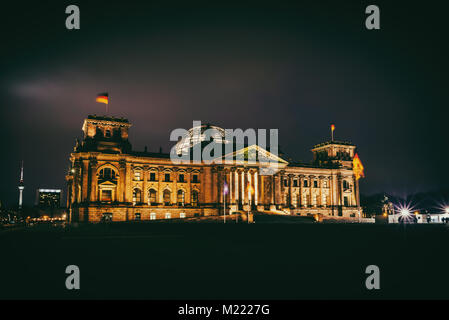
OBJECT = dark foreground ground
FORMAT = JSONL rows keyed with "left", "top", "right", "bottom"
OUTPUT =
{"left": 1, "top": 218, "right": 449, "bottom": 299}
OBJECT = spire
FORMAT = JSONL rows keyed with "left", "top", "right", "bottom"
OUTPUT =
{"left": 20, "top": 160, "right": 24, "bottom": 184}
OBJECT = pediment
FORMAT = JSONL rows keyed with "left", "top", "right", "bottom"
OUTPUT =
{"left": 218, "top": 144, "right": 288, "bottom": 165}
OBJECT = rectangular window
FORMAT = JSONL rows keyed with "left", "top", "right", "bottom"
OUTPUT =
{"left": 323, "top": 180, "right": 328, "bottom": 188}
{"left": 192, "top": 174, "right": 199, "bottom": 183}
{"left": 178, "top": 174, "right": 185, "bottom": 182}
{"left": 149, "top": 172, "right": 156, "bottom": 181}
{"left": 150, "top": 212, "right": 156, "bottom": 220}
{"left": 165, "top": 212, "right": 171, "bottom": 219}
{"left": 314, "top": 180, "right": 318, "bottom": 188}
{"left": 180, "top": 212, "right": 186, "bottom": 218}
{"left": 304, "top": 180, "right": 308, "bottom": 187}
{"left": 165, "top": 173, "right": 170, "bottom": 182}
{"left": 344, "top": 196, "right": 349, "bottom": 207}
{"left": 134, "top": 171, "right": 141, "bottom": 181}
{"left": 284, "top": 179, "right": 288, "bottom": 187}
{"left": 135, "top": 213, "right": 141, "bottom": 221}
{"left": 102, "top": 190, "right": 112, "bottom": 201}
{"left": 293, "top": 180, "right": 298, "bottom": 187}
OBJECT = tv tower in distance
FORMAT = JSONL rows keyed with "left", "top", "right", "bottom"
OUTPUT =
{"left": 18, "top": 161, "right": 24, "bottom": 210}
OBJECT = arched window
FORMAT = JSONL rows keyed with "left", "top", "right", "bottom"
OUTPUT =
{"left": 105, "top": 130, "right": 111, "bottom": 138}
{"left": 99, "top": 168, "right": 116, "bottom": 180}
{"left": 177, "top": 190, "right": 185, "bottom": 206}
{"left": 133, "top": 188, "right": 142, "bottom": 205}
{"left": 191, "top": 190, "right": 199, "bottom": 206}
{"left": 163, "top": 189, "right": 171, "bottom": 205}
{"left": 148, "top": 189, "right": 157, "bottom": 205}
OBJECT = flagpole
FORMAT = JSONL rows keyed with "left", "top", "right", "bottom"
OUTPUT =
{"left": 224, "top": 192, "right": 226, "bottom": 224}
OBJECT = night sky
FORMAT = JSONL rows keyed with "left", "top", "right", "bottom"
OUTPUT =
{"left": 1, "top": 0, "right": 448, "bottom": 207}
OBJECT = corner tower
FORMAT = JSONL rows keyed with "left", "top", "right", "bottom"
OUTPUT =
{"left": 75, "top": 115, "right": 132, "bottom": 154}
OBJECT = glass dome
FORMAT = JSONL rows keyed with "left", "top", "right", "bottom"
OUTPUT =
{"left": 175, "top": 124, "right": 230, "bottom": 155}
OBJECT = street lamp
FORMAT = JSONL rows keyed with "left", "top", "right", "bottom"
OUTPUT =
{"left": 445, "top": 207, "right": 449, "bottom": 214}
{"left": 400, "top": 208, "right": 410, "bottom": 216}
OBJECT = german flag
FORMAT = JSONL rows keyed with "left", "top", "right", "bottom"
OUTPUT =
{"left": 96, "top": 93, "right": 108, "bottom": 104}
{"left": 353, "top": 153, "right": 365, "bottom": 180}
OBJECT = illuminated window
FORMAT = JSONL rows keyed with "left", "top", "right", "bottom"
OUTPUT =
{"left": 322, "top": 194, "right": 327, "bottom": 206}
{"left": 150, "top": 212, "right": 156, "bottom": 220}
{"left": 101, "top": 189, "right": 112, "bottom": 202}
{"left": 191, "top": 190, "right": 199, "bottom": 206}
{"left": 148, "top": 189, "right": 157, "bottom": 205}
{"left": 323, "top": 180, "right": 328, "bottom": 188}
{"left": 163, "top": 189, "right": 171, "bottom": 205}
{"left": 135, "top": 212, "right": 141, "bottom": 220}
{"left": 133, "top": 188, "right": 142, "bottom": 205}
{"left": 99, "top": 168, "right": 116, "bottom": 180}
{"left": 177, "top": 190, "right": 185, "bottom": 206}
{"left": 134, "top": 171, "right": 141, "bottom": 181}
{"left": 312, "top": 194, "right": 317, "bottom": 206}
{"left": 180, "top": 212, "right": 186, "bottom": 218}
{"left": 165, "top": 212, "right": 171, "bottom": 219}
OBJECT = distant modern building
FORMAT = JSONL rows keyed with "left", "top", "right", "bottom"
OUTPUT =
{"left": 66, "top": 115, "right": 363, "bottom": 222}
{"left": 36, "top": 189, "right": 62, "bottom": 208}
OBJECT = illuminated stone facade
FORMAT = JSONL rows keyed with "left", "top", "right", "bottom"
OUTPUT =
{"left": 66, "top": 115, "right": 362, "bottom": 222}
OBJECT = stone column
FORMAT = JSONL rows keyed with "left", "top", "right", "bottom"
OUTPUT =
{"left": 203, "top": 166, "right": 213, "bottom": 205}
{"left": 234, "top": 169, "right": 239, "bottom": 205}
{"left": 186, "top": 168, "right": 192, "bottom": 205}
{"left": 299, "top": 175, "right": 304, "bottom": 207}
{"left": 125, "top": 163, "right": 132, "bottom": 203}
{"left": 229, "top": 168, "right": 233, "bottom": 205}
{"left": 243, "top": 168, "right": 249, "bottom": 205}
{"left": 81, "top": 159, "right": 90, "bottom": 202}
{"left": 275, "top": 173, "right": 283, "bottom": 206}
{"left": 288, "top": 174, "right": 293, "bottom": 207}
{"left": 254, "top": 170, "right": 258, "bottom": 206}
{"left": 354, "top": 175, "right": 360, "bottom": 208}
{"left": 73, "top": 160, "right": 81, "bottom": 203}
{"left": 173, "top": 168, "right": 178, "bottom": 205}
{"left": 240, "top": 169, "right": 245, "bottom": 205}
{"left": 119, "top": 159, "right": 126, "bottom": 202}
{"left": 340, "top": 175, "right": 344, "bottom": 206}
{"left": 158, "top": 166, "right": 164, "bottom": 204}
{"left": 89, "top": 157, "right": 98, "bottom": 202}
{"left": 212, "top": 167, "right": 218, "bottom": 205}
{"left": 143, "top": 165, "right": 149, "bottom": 205}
